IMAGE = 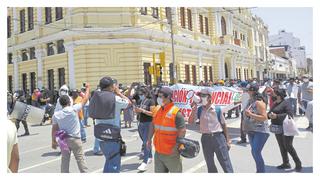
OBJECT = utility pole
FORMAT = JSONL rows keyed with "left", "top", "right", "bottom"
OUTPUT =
{"left": 168, "top": 7, "right": 176, "bottom": 84}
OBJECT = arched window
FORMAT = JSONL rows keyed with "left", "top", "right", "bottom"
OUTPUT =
{"left": 221, "top": 16, "right": 227, "bottom": 36}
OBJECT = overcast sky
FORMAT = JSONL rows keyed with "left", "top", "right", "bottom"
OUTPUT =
{"left": 251, "top": 7, "right": 313, "bottom": 58}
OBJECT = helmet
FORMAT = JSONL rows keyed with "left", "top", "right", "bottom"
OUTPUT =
{"left": 59, "top": 85, "right": 69, "bottom": 96}
{"left": 177, "top": 137, "right": 200, "bottom": 158}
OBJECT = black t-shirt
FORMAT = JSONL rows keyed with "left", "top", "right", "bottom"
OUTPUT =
{"left": 138, "top": 98, "right": 155, "bottom": 123}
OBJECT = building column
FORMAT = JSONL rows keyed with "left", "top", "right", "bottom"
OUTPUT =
{"left": 198, "top": 51, "right": 203, "bottom": 81}
{"left": 12, "top": 55, "right": 20, "bottom": 91}
{"left": 230, "top": 55, "right": 237, "bottom": 79}
{"left": 241, "top": 57, "right": 245, "bottom": 81}
{"left": 35, "top": 49, "right": 45, "bottom": 89}
{"left": 219, "top": 51, "right": 225, "bottom": 80}
{"left": 192, "top": 8, "right": 199, "bottom": 40}
{"left": 228, "top": 14, "right": 233, "bottom": 35}
{"left": 215, "top": 12, "right": 221, "bottom": 37}
{"left": 13, "top": 8, "right": 18, "bottom": 34}
{"left": 37, "top": 7, "right": 42, "bottom": 25}
{"left": 65, "top": 43, "right": 76, "bottom": 89}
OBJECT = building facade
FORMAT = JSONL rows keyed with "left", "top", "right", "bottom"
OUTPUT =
{"left": 269, "top": 30, "right": 307, "bottom": 76}
{"left": 251, "top": 15, "right": 269, "bottom": 80}
{"left": 7, "top": 7, "right": 266, "bottom": 92}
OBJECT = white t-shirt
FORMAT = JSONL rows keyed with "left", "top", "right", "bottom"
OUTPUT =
{"left": 7, "top": 119, "right": 18, "bottom": 172}
{"left": 52, "top": 104, "right": 83, "bottom": 138}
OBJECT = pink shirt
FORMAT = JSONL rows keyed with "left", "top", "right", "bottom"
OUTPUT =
{"left": 199, "top": 105, "right": 225, "bottom": 134}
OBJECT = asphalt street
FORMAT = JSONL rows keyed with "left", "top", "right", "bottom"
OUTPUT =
{"left": 17, "top": 114, "right": 313, "bottom": 173}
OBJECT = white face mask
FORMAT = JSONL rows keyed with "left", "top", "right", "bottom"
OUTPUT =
{"left": 201, "top": 97, "right": 208, "bottom": 106}
{"left": 157, "top": 97, "right": 163, "bottom": 106}
{"left": 303, "top": 78, "right": 309, "bottom": 83}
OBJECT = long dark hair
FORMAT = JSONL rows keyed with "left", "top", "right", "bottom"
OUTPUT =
{"left": 140, "top": 87, "right": 152, "bottom": 99}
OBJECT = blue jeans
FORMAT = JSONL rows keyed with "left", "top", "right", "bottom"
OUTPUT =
{"left": 248, "top": 131, "right": 269, "bottom": 173}
{"left": 83, "top": 105, "right": 89, "bottom": 126}
{"left": 288, "top": 98, "right": 297, "bottom": 115}
{"left": 138, "top": 122, "right": 153, "bottom": 163}
{"left": 99, "top": 141, "right": 121, "bottom": 173}
{"left": 79, "top": 120, "right": 86, "bottom": 141}
{"left": 93, "top": 138, "right": 101, "bottom": 153}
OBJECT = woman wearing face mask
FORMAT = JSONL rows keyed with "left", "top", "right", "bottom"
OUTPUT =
{"left": 123, "top": 85, "right": 135, "bottom": 128}
{"left": 268, "top": 89, "right": 302, "bottom": 172}
{"left": 134, "top": 87, "right": 156, "bottom": 172}
{"left": 188, "top": 88, "right": 234, "bottom": 173}
{"left": 243, "top": 83, "right": 269, "bottom": 173}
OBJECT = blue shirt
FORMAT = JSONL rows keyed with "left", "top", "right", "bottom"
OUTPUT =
{"left": 95, "top": 95, "right": 129, "bottom": 128}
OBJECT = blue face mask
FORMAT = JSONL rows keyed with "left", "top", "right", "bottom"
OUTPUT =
{"left": 139, "top": 95, "right": 145, "bottom": 101}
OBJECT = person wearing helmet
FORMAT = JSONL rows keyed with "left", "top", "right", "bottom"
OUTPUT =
{"left": 243, "top": 83, "right": 269, "bottom": 173}
{"left": 146, "top": 87, "right": 186, "bottom": 173}
{"left": 188, "top": 88, "right": 234, "bottom": 173}
{"left": 55, "top": 85, "right": 73, "bottom": 112}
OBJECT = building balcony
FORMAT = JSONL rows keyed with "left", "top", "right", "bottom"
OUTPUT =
{"left": 234, "top": 38, "right": 241, "bottom": 46}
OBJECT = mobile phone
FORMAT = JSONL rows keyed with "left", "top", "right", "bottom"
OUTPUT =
{"left": 83, "top": 83, "right": 86, "bottom": 87}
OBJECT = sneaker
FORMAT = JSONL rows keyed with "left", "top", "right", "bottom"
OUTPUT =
{"left": 147, "top": 158, "right": 153, "bottom": 164}
{"left": 295, "top": 165, "right": 302, "bottom": 172}
{"left": 237, "top": 140, "right": 247, "bottom": 144}
{"left": 93, "top": 151, "right": 103, "bottom": 156}
{"left": 276, "top": 163, "right": 291, "bottom": 169}
{"left": 22, "top": 132, "right": 30, "bottom": 136}
{"left": 137, "top": 163, "right": 147, "bottom": 172}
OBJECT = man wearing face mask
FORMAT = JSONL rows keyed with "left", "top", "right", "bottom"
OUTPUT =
{"left": 146, "top": 87, "right": 186, "bottom": 173}
{"left": 298, "top": 75, "right": 313, "bottom": 130}
{"left": 188, "top": 88, "right": 233, "bottom": 173}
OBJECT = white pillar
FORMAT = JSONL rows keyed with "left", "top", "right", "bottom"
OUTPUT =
{"left": 198, "top": 51, "right": 203, "bottom": 81}
{"left": 230, "top": 55, "right": 237, "bottom": 79}
{"left": 65, "top": 43, "right": 76, "bottom": 89}
{"left": 228, "top": 14, "right": 233, "bottom": 35}
{"left": 37, "top": 7, "right": 42, "bottom": 25}
{"left": 13, "top": 55, "right": 20, "bottom": 91}
{"left": 219, "top": 52, "right": 225, "bottom": 80}
{"left": 35, "top": 49, "right": 44, "bottom": 89}
{"left": 13, "top": 8, "right": 18, "bottom": 34}
{"left": 215, "top": 12, "right": 221, "bottom": 37}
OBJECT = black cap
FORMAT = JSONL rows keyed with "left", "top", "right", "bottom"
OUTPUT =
{"left": 247, "top": 83, "right": 259, "bottom": 92}
{"left": 99, "top": 76, "right": 114, "bottom": 89}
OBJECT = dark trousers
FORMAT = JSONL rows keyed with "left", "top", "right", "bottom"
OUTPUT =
{"left": 275, "top": 134, "right": 301, "bottom": 166}
{"left": 201, "top": 133, "right": 234, "bottom": 173}
{"left": 240, "top": 111, "right": 247, "bottom": 141}
{"left": 16, "top": 119, "right": 29, "bottom": 133}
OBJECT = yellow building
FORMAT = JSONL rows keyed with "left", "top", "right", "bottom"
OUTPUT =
{"left": 7, "top": 7, "right": 266, "bottom": 92}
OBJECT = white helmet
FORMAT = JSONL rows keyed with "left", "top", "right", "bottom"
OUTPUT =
{"left": 59, "top": 85, "right": 69, "bottom": 96}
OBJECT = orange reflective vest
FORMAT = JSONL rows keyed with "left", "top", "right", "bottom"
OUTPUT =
{"left": 153, "top": 102, "right": 180, "bottom": 155}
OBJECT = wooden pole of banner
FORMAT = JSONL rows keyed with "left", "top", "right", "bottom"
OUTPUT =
{"left": 153, "top": 53, "right": 157, "bottom": 85}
